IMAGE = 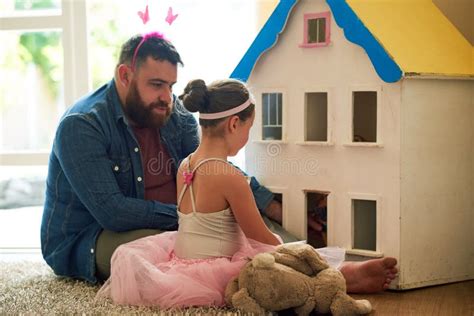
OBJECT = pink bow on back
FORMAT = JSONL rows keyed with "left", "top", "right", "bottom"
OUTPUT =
{"left": 183, "top": 171, "right": 194, "bottom": 185}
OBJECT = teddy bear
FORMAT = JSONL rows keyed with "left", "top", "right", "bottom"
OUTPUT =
{"left": 225, "top": 243, "right": 372, "bottom": 316}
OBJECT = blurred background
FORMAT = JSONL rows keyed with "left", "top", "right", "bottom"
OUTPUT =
{"left": 0, "top": 0, "right": 278, "bottom": 248}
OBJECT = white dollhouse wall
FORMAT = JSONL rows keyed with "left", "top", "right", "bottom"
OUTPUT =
{"left": 244, "top": 0, "right": 473, "bottom": 289}
{"left": 399, "top": 78, "right": 473, "bottom": 288}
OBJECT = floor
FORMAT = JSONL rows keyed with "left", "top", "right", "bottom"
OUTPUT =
{"left": 352, "top": 280, "right": 474, "bottom": 315}
{"left": 1, "top": 207, "right": 473, "bottom": 315}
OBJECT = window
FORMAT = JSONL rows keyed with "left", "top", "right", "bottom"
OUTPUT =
{"left": 305, "top": 92, "right": 328, "bottom": 142}
{"left": 0, "top": 0, "right": 88, "bottom": 250}
{"left": 0, "top": 0, "right": 61, "bottom": 16}
{"left": 352, "top": 199, "right": 377, "bottom": 251}
{"left": 262, "top": 93, "right": 283, "bottom": 140}
{"left": 0, "top": 0, "right": 89, "bottom": 156}
{"left": 1, "top": 0, "right": 89, "bottom": 194}
{"left": 265, "top": 187, "right": 287, "bottom": 228}
{"left": 353, "top": 91, "right": 377, "bottom": 143}
{"left": 0, "top": 30, "right": 64, "bottom": 152}
{"left": 300, "top": 12, "right": 331, "bottom": 48}
{"left": 306, "top": 191, "right": 328, "bottom": 248}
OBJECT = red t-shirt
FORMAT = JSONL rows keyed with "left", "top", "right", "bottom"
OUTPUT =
{"left": 132, "top": 127, "right": 177, "bottom": 205}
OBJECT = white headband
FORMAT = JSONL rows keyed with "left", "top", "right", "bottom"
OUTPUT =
{"left": 199, "top": 99, "right": 254, "bottom": 120}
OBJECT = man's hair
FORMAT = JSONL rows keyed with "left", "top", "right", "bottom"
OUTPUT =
{"left": 117, "top": 34, "right": 183, "bottom": 69}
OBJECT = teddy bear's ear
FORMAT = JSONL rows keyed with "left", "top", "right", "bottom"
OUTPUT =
{"left": 277, "top": 244, "right": 329, "bottom": 275}
{"left": 276, "top": 242, "right": 308, "bottom": 256}
{"left": 277, "top": 243, "right": 317, "bottom": 258}
{"left": 301, "top": 246, "right": 330, "bottom": 273}
{"left": 273, "top": 252, "right": 314, "bottom": 275}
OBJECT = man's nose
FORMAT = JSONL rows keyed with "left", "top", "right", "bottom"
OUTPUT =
{"left": 159, "top": 86, "right": 172, "bottom": 104}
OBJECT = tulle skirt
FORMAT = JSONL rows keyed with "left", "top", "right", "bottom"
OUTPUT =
{"left": 95, "top": 232, "right": 345, "bottom": 308}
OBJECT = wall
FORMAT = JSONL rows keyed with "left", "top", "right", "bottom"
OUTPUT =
{"left": 433, "top": 0, "right": 473, "bottom": 45}
{"left": 400, "top": 78, "right": 474, "bottom": 288}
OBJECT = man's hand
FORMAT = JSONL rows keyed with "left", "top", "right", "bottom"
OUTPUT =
{"left": 264, "top": 199, "right": 283, "bottom": 224}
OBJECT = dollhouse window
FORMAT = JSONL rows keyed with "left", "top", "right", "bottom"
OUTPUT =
{"left": 266, "top": 187, "right": 288, "bottom": 227}
{"left": 305, "top": 92, "right": 328, "bottom": 142}
{"left": 352, "top": 91, "right": 377, "bottom": 143}
{"left": 352, "top": 199, "right": 376, "bottom": 251}
{"left": 300, "top": 12, "right": 331, "bottom": 48}
{"left": 306, "top": 191, "right": 328, "bottom": 248}
{"left": 262, "top": 93, "right": 283, "bottom": 140}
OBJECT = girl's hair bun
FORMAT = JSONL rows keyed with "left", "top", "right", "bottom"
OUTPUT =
{"left": 179, "top": 79, "right": 208, "bottom": 113}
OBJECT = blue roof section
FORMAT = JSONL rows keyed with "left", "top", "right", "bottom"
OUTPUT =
{"left": 230, "top": 0, "right": 298, "bottom": 82}
{"left": 231, "top": 0, "right": 403, "bottom": 83}
{"left": 327, "top": 0, "right": 402, "bottom": 82}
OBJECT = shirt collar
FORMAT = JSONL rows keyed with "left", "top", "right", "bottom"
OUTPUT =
{"left": 108, "top": 79, "right": 130, "bottom": 125}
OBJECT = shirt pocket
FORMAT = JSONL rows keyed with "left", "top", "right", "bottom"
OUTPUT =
{"left": 110, "top": 156, "right": 132, "bottom": 194}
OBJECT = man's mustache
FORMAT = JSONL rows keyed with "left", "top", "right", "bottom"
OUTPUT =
{"left": 149, "top": 101, "right": 170, "bottom": 111}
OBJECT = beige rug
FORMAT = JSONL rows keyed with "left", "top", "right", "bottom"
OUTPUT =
{"left": 0, "top": 260, "right": 252, "bottom": 315}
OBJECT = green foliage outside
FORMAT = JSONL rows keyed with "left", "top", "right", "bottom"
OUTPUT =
{"left": 1, "top": 0, "right": 125, "bottom": 104}
{"left": 19, "top": 32, "right": 61, "bottom": 98}
{"left": 88, "top": 1, "right": 127, "bottom": 89}
{"left": 17, "top": 0, "right": 61, "bottom": 98}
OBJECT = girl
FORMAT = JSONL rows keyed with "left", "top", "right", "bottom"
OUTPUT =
{"left": 96, "top": 79, "right": 344, "bottom": 308}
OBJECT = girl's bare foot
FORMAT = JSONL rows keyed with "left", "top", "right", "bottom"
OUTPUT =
{"left": 340, "top": 257, "right": 398, "bottom": 293}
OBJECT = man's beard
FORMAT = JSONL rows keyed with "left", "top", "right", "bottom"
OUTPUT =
{"left": 123, "top": 81, "right": 171, "bottom": 128}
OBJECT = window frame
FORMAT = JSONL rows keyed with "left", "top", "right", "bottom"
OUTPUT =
{"left": 347, "top": 192, "right": 383, "bottom": 257}
{"left": 344, "top": 85, "right": 384, "bottom": 148}
{"left": 0, "top": 0, "right": 90, "bottom": 166}
{"left": 265, "top": 186, "right": 288, "bottom": 230}
{"left": 261, "top": 91, "right": 284, "bottom": 141}
{"left": 299, "top": 11, "right": 331, "bottom": 48}
{"left": 303, "top": 89, "right": 333, "bottom": 144}
{"left": 304, "top": 189, "right": 330, "bottom": 245}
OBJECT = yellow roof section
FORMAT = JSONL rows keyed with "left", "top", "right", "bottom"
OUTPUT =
{"left": 346, "top": 0, "right": 473, "bottom": 77}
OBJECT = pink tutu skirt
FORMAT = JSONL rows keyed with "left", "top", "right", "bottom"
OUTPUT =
{"left": 95, "top": 231, "right": 277, "bottom": 308}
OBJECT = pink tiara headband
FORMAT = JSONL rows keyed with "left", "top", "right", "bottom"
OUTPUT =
{"left": 199, "top": 99, "right": 254, "bottom": 120}
{"left": 131, "top": 32, "right": 165, "bottom": 71}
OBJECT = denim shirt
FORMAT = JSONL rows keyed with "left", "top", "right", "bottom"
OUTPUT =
{"left": 40, "top": 80, "right": 274, "bottom": 283}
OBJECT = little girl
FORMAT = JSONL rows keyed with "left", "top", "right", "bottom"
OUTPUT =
{"left": 96, "top": 79, "right": 344, "bottom": 308}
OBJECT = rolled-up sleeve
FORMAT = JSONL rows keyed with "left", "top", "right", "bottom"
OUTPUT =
{"left": 248, "top": 176, "right": 274, "bottom": 214}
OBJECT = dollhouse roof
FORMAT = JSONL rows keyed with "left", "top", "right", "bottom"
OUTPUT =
{"left": 231, "top": 0, "right": 474, "bottom": 83}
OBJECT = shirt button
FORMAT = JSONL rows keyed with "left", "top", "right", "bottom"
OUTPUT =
{"left": 114, "top": 165, "right": 119, "bottom": 171}
{"left": 90, "top": 248, "right": 94, "bottom": 254}
{"left": 137, "top": 176, "right": 143, "bottom": 182}
{"left": 134, "top": 147, "right": 139, "bottom": 152}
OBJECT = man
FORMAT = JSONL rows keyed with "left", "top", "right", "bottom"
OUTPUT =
{"left": 41, "top": 34, "right": 397, "bottom": 292}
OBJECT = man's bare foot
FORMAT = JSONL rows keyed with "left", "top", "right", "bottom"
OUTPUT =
{"left": 340, "top": 257, "right": 398, "bottom": 293}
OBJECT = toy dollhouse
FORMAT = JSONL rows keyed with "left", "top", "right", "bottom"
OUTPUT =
{"left": 232, "top": 0, "right": 473, "bottom": 289}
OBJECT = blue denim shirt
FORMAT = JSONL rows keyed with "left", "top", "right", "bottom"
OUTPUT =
{"left": 41, "top": 80, "right": 274, "bottom": 283}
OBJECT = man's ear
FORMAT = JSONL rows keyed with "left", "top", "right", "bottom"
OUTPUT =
{"left": 117, "top": 64, "right": 132, "bottom": 88}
